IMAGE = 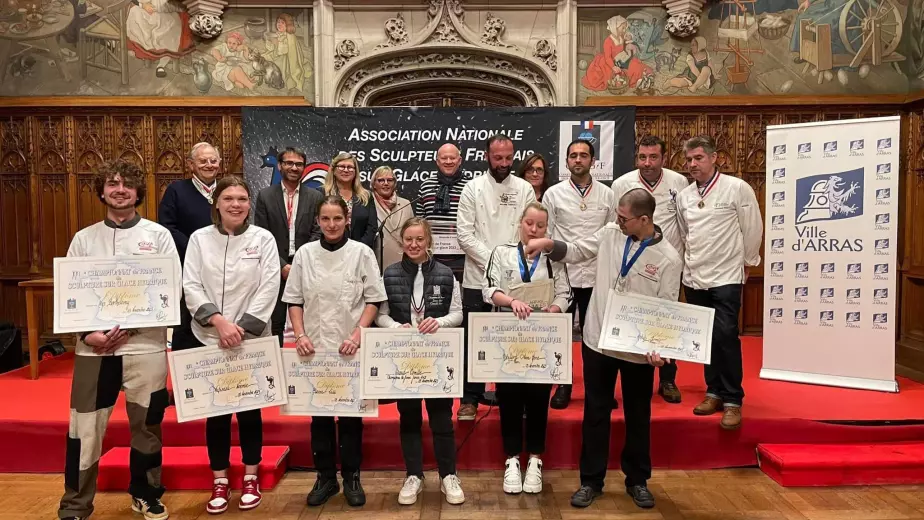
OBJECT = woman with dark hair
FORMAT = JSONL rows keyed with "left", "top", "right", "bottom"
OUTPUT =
{"left": 375, "top": 217, "right": 465, "bottom": 506}
{"left": 320, "top": 152, "right": 378, "bottom": 248}
{"left": 515, "top": 153, "right": 552, "bottom": 202}
{"left": 181, "top": 176, "right": 281, "bottom": 514}
{"left": 283, "top": 195, "right": 387, "bottom": 508}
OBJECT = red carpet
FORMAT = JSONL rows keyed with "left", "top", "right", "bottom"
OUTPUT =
{"left": 2, "top": 337, "right": 923, "bottom": 474}
{"left": 97, "top": 446, "right": 289, "bottom": 491}
{"left": 757, "top": 442, "right": 924, "bottom": 487}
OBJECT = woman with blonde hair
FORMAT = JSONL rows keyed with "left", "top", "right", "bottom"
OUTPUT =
{"left": 371, "top": 165, "right": 414, "bottom": 270}
{"left": 483, "top": 201, "right": 571, "bottom": 496}
{"left": 375, "top": 217, "right": 465, "bottom": 506}
{"left": 320, "top": 152, "right": 377, "bottom": 248}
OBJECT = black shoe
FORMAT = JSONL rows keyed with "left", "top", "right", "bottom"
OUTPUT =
{"left": 570, "top": 485, "right": 602, "bottom": 508}
{"left": 131, "top": 496, "right": 168, "bottom": 519}
{"left": 61, "top": 517, "right": 85, "bottom": 520}
{"left": 307, "top": 477, "right": 339, "bottom": 506}
{"left": 550, "top": 385, "right": 572, "bottom": 409}
{"left": 627, "top": 485, "right": 655, "bottom": 509}
{"left": 658, "top": 382, "right": 682, "bottom": 403}
{"left": 343, "top": 472, "right": 366, "bottom": 507}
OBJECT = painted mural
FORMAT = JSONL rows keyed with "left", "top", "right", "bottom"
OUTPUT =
{"left": 577, "top": 1, "right": 924, "bottom": 100}
{"left": 0, "top": 3, "right": 314, "bottom": 97}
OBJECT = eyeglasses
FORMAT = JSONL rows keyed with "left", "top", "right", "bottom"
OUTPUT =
{"left": 616, "top": 215, "right": 639, "bottom": 224}
{"left": 281, "top": 160, "right": 305, "bottom": 168}
{"left": 336, "top": 165, "right": 357, "bottom": 172}
{"left": 526, "top": 167, "right": 545, "bottom": 175}
{"left": 375, "top": 178, "right": 396, "bottom": 184}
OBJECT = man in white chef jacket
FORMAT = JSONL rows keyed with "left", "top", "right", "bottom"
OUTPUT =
{"left": 455, "top": 134, "right": 537, "bottom": 420}
{"left": 611, "top": 135, "right": 690, "bottom": 404}
{"left": 542, "top": 138, "right": 615, "bottom": 409}
{"left": 676, "top": 135, "right": 763, "bottom": 430}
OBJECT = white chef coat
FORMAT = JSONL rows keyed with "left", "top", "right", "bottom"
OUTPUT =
{"left": 183, "top": 224, "right": 281, "bottom": 344}
{"left": 551, "top": 223, "right": 681, "bottom": 364}
{"left": 611, "top": 168, "right": 690, "bottom": 260}
{"left": 456, "top": 173, "right": 536, "bottom": 289}
{"left": 542, "top": 179, "right": 615, "bottom": 289}
{"left": 676, "top": 172, "right": 763, "bottom": 290}
{"left": 282, "top": 239, "right": 387, "bottom": 351}
{"left": 66, "top": 214, "right": 180, "bottom": 356}
{"left": 376, "top": 276, "right": 464, "bottom": 328}
{"left": 483, "top": 242, "right": 572, "bottom": 313}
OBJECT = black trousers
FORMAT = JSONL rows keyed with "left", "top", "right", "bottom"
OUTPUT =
{"left": 496, "top": 383, "right": 553, "bottom": 456}
{"left": 397, "top": 398, "right": 456, "bottom": 479}
{"left": 461, "top": 288, "right": 490, "bottom": 405}
{"left": 311, "top": 416, "right": 363, "bottom": 480}
{"left": 683, "top": 284, "right": 744, "bottom": 406}
{"left": 271, "top": 256, "right": 295, "bottom": 348}
{"left": 169, "top": 294, "right": 196, "bottom": 350}
{"left": 566, "top": 287, "right": 595, "bottom": 388}
{"left": 172, "top": 335, "right": 264, "bottom": 471}
{"left": 580, "top": 345, "right": 654, "bottom": 490}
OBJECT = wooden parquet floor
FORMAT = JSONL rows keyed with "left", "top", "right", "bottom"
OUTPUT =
{"left": 8, "top": 469, "right": 924, "bottom": 520}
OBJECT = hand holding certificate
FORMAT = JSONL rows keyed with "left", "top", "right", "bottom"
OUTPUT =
{"left": 360, "top": 328, "right": 464, "bottom": 399}
{"left": 599, "top": 290, "right": 715, "bottom": 364}
{"left": 468, "top": 312, "right": 572, "bottom": 384}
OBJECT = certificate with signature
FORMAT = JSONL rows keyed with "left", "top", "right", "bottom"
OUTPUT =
{"left": 360, "top": 328, "right": 464, "bottom": 399}
{"left": 280, "top": 349, "right": 378, "bottom": 417}
{"left": 167, "top": 336, "right": 287, "bottom": 423}
{"left": 468, "top": 312, "right": 572, "bottom": 384}
{"left": 53, "top": 255, "right": 181, "bottom": 334}
{"left": 599, "top": 290, "right": 715, "bottom": 364}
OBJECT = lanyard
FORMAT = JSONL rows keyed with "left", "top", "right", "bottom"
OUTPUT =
{"left": 697, "top": 171, "right": 720, "bottom": 208}
{"left": 639, "top": 171, "right": 662, "bottom": 193}
{"left": 285, "top": 188, "right": 297, "bottom": 229}
{"left": 517, "top": 243, "right": 541, "bottom": 283}
{"left": 620, "top": 236, "right": 653, "bottom": 278}
{"left": 569, "top": 179, "right": 593, "bottom": 210}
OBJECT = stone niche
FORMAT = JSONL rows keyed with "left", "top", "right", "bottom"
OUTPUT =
{"left": 327, "top": 0, "right": 560, "bottom": 107}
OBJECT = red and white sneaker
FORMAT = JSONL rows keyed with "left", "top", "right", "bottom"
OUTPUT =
{"left": 239, "top": 475, "right": 262, "bottom": 511}
{"left": 206, "top": 479, "right": 230, "bottom": 515}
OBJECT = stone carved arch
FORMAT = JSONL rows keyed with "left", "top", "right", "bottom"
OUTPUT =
{"left": 333, "top": 0, "right": 557, "bottom": 107}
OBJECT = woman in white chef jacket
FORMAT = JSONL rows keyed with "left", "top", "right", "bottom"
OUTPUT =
{"left": 283, "top": 195, "right": 387, "bottom": 508}
{"left": 375, "top": 217, "right": 465, "bottom": 506}
{"left": 482, "top": 201, "right": 572, "bottom": 495}
{"left": 181, "top": 176, "right": 281, "bottom": 515}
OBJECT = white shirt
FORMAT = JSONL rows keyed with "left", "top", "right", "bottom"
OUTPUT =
{"left": 542, "top": 179, "right": 615, "bottom": 288}
{"left": 483, "top": 242, "right": 572, "bottom": 312}
{"left": 183, "top": 224, "right": 281, "bottom": 344}
{"left": 282, "top": 239, "right": 387, "bottom": 350}
{"left": 457, "top": 173, "right": 537, "bottom": 289}
{"left": 282, "top": 183, "right": 300, "bottom": 256}
{"left": 376, "top": 275, "right": 464, "bottom": 328}
{"left": 553, "top": 223, "right": 681, "bottom": 364}
{"left": 66, "top": 215, "right": 181, "bottom": 356}
{"left": 676, "top": 172, "right": 763, "bottom": 290}
{"left": 611, "top": 168, "right": 690, "bottom": 259}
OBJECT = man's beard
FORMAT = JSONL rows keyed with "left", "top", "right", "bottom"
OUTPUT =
{"left": 489, "top": 164, "right": 511, "bottom": 182}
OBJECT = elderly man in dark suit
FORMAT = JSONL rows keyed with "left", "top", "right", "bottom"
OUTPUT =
{"left": 254, "top": 146, "right": 323, "bottom": 348}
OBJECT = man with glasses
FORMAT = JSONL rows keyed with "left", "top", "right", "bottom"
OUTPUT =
{"left": 254, "top": 147, "right": 323, "bottom": 348}
{"left": 611, "top": 135, "right": 690, "bottom": 404}
{"left": 415, "top": 143, "right": 469, "bottom": 279}
{"left": 541, "top": 139, "right": 615, "bottom": 409}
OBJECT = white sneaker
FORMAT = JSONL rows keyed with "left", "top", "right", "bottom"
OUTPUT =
{"left": 523, "top": 457, "right": 543, "bottom": 493}
{"left": 441, "top": 474, "right": 465, "bottom": 505}
{"left": 503, "top": 457, "right": 522, "bottom": 494}
{"left": 398, "top": 475, "right": 423, "bottom": 505}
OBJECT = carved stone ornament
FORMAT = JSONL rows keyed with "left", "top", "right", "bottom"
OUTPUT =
{"left": 665, "top": 12, "right": 701, "bottom": 37}
{"left": 189, "top": 13, "right": 223, "bottom": 39}
{"left": 533, "top": 39, "right": 557, "bottom": 71}
{"left": 480, "top": 13, "right": 513, "bottom": 48}
{"left": 376, "top": 14, "right": 410, "bottom": 49}
{"left": 334, "top": 39, "right": 360, "bottom": 70}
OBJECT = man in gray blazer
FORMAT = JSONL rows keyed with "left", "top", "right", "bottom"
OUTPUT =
{"left": 254, "top": 147, "right": 323, "bottom": 348}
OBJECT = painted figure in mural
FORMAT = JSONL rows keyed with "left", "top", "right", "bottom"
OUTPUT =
{"left": 581, "top": 15, "right": 654, "bottom": 91}
{"left": 664, "top": 36, "right": 715, "bottom": 93}
{"left": 211, "top": 32, "right": 257, "bottom": 91}
{"left": 126, "top": 0, "right": 196, "bottom": 77}
{"left": 265, "top": 13, "right": 312, "bottom": 94}
{"left": 902, "top": 0, "right": 924, "bottom": 86}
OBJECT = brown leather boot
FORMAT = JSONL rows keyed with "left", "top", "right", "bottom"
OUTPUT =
{"left": 720, "top": 407, "right": 742, "bottom": 430}
{"left": 457, "top": 403, "right": 477, "bottom": 421}
{"left": 693, "top": 396, "right": 723, "bottom": 416}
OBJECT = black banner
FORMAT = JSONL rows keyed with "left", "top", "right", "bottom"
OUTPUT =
{"left": 242, "top": 107, "right": 635, "bottom": 198}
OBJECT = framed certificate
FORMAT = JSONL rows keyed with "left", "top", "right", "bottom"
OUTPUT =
{"left": 467, "top": 312, "right": 572, "bottom": 384}
{"left": 280, "top": 349, "right": 378, "bottom": 417}
{"left": 167, "top": 336, "right": 288, "bottom": 423}
{"left": 599, "top": 290, "right": 715, "bottom": 364}
{"left": 53, "top": 255, "right": 181, "bottom": 334}
{"left": 360, "top": 328, "right": 464, "bottom": 399}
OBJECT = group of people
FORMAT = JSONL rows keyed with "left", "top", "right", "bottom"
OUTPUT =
{"left": 56, "top": 132, "right": 763, "bottom": 520}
